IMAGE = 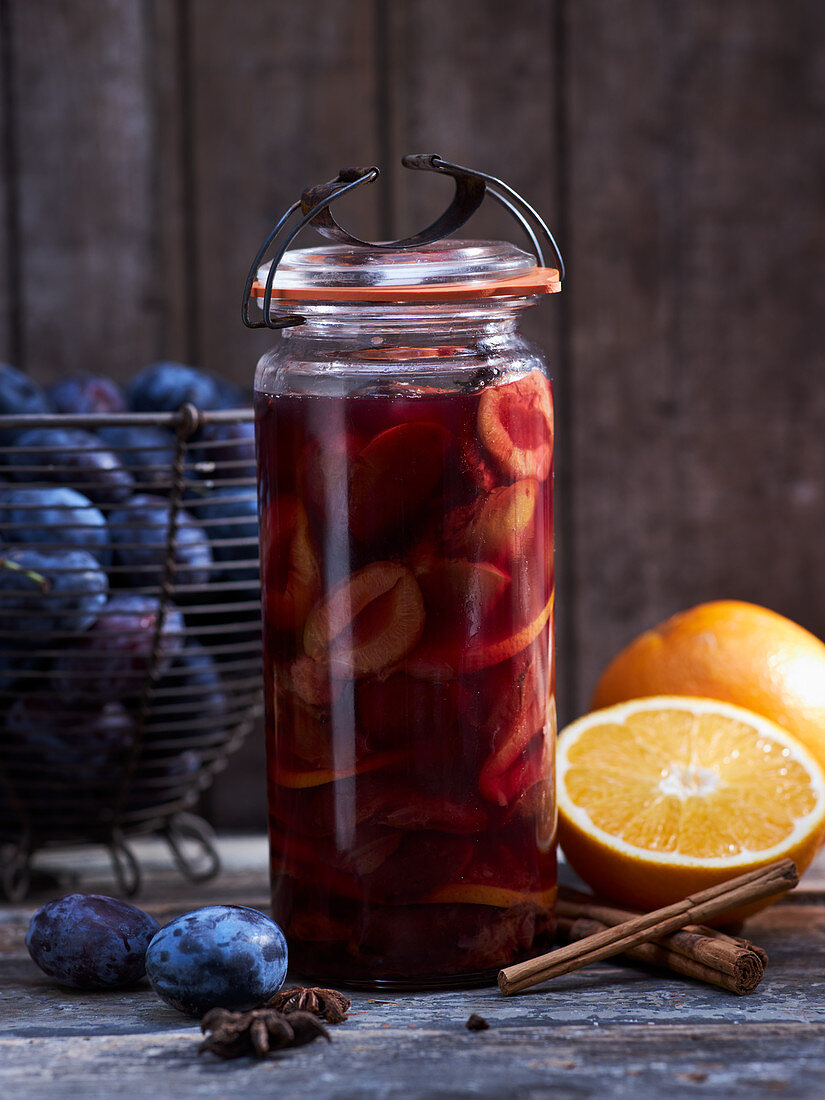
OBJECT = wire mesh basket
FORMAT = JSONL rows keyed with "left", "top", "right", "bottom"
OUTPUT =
{"left": 0, "top": 404, "right": 263, "bottom": 900}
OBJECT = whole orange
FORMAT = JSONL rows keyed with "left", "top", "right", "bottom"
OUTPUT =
{"left": 592, "top": 600, "right": 825, "bottom": 779}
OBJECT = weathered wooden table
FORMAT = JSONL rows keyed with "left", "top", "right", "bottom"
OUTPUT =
{"left": 2, "top": 837, "right": 824, "bottom": 1099}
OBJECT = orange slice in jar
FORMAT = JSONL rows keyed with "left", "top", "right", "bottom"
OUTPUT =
{"left": 478, "top": 369, "right": 554, "bottom": 481}
{"left": 426, "top": 883, "right": 557, "bottom": 909}
{"left": 273, "top": 747, "right": 409, "bottom": 789}
{"left": 462, "top": 589, "right": 554, "bottom": 674}
{"left": 304, "top": 561, "right": 425, "bottom": 678}
{"left": 403, "top": 559, "right": 510, "bottom": 680}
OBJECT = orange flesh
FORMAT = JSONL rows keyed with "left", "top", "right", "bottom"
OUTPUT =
{"left": 564, "top": 709, "right": 819, "bottom": 859}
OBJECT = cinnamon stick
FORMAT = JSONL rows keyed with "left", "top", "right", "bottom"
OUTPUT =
{"left": 498, "top": 858, "right": 797, "bottom": 996}
{"left": 558, "top": 916, "right": 765, "bottom": 994}
{"left": 558, "top": 888, "right": 774, "bottom": 976}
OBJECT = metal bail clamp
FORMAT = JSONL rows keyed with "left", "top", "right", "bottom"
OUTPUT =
{"left": 242, "top": 153, "right": 565, "bottom": 331}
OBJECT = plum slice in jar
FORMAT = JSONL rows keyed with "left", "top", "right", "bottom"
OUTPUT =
{"left": 303, "top": 561, "right": 425, "bottom": 678}
{"left": 261, "top": 495, "right": 320, "bottom": 635}
{"left": 478, "top": 369, "right": 554, "bottom": 481}
{"left": 348, "top": 421, "right": 452, "bottom": 544}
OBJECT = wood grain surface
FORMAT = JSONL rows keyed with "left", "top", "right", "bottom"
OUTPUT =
{"left": 2, "top": 838, "right": 825, "bottom": 1098}
{"left": 0, "top": 1, "right": 824, "bottom": 828}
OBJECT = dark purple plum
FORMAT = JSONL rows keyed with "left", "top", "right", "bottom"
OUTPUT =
{"left": 96, "top": 425, "right": 177, "bottom": 493}
{"left": 1, "top": 698, "right": 136, "bottom": 825}
{"left": 0, "top": 650, "right": 43, "bottom": 691}
{"left": 107, "top": 493, "right": 213, "bottom": 590}
{"left": 50, "top": 593, "right": 184, "bottom": 704}
{"left": 48, "top": 374, "right": 127, "bottom": 416}
{"left": 128, "top": 362, "right": 226, "bottom": 414}
{"left": 0, "top": 486, "right": 110, "bottom": 565}
{"left": 6, "top": 695, "right": 136, "bottom": 774}
{"left": 26, "top": 894, "right": 159, "bottom": 989}
{"left": 147, "top": 642, "right": 227, "bottom": 730}
{"left": 191, "top": 421, "right": 256, "bottom": 480}
{"left": 0, "top": 364, "right": 54, "bottom": 444}
{"left": 8, "top": 427, "right": 135, "bottom": 506}
{"left": 125, "top": 749, "right": 203, "bottom": 816}
{"left": 145, "top": 905, "right": 287, "bottom": 1016}
{"left": 0, "top": 546, "right": 107, "bottom": 634}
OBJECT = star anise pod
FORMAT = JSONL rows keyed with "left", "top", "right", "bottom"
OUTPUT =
{"left": 267, "top": 986, "right": 351, "bottom": 1024}
{"left": 199, "top": 1007, "right": 330, "bottom": 1060}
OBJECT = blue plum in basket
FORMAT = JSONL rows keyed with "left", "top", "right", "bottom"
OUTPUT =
{"left": 125, "top": 749, "right": 203, "bottom": 815}
{"left": 191, "top": 421, "right": 257, "bottom": 481}
{"left": 107, "top": 493, "right": 213, "bottom": 590}
{"left": 0, "top": 650, "right": 42, "bottom": 692}
{"left": 145, "top": 642, "right": 228, "bottom": 739}
{"left": 97, "top": 425, "right": 177, "bottom": 493}
{"left": 8, "top": 427, "right": 135, "bottom": 506}
{"left": 27, "top": 894, "right": 159, "bottom": 989}
{"left": 146, "top": 905, "right": 287, "bottom": 1017}
{"left": 7, "top": 695, "right": 136, "bottom": 774}
{"left": 0, "top": 363, "right": 54, "bottom": 444}
{"left": 48, "top": 374, "right": 127, "bottom": 416}
{"left": 0, "top": 486, "right": 110, "bottom": 565}
{"left": 192, "top": 486, "right": 259, "bottom": 578}
{"left": 51, "top": 593, "right": 184, "bottom": 704}
{"left": 0, "top": 546, "right": 108, "bottom": 634}
{"left": 211, "top": 375, "right": 248, "bottom": 411}
{"left": 129, "top": 362, "right": 226, "bottom": 414}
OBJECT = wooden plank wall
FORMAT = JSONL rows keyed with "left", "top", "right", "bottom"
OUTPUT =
{"left": 1, "top": 0, "right": 824, "bottom": 829}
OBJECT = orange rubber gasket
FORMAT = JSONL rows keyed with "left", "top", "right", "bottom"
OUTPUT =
{"left": 250, "top": 268, "right": 561, "bottom": 304}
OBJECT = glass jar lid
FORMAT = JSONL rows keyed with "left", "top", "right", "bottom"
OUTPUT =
{"left": 252, "top": 239, "right": 560, "bottom": 305}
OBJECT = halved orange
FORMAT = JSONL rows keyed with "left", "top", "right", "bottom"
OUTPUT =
{"left": 557, "top": 696, "right": 825, "bottom": 919}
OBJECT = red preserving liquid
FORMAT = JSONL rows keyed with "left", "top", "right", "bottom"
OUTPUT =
{"left": 256, "top": 369, "right": 556, "bottom": 985}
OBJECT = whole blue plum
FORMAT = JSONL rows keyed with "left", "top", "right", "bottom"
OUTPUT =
{"left": 192, "top": 486, "right": 259, "bottom": 577}
{"left": 191, "top": 421, "right": 257, "bottom": 481}
{"left": 129, "top": 362, "right": 227, "bottom": 414}
{"left": 0, "top": 547, "right": 107, "bottom": 634}
{"left": 213, "top": 377, "right": 248, "bottom": 410}
{"left": 8, "top": 427, "right": 134, "bottom": 506}
{"left": 97, "top": 425, "right": 177, "bottom": 493}
{"left": 107, "top": 493, "right": 213, "bottom": 590}
{"left": 0, "top": 486, "right": 110, "bottom": 565}
{"left": 50, "top": 593, "right": 184, "bottom": 704}
{"left": 145, "top": 906, "right": 287, "bottom": 1017}
{"left": 0, "top": 364, "right": 54, "bottom": 444}
{"left": 48, "top": 374, "right": 127, "bottom": 415}
{"left": 26, "top": 894, "right": 159, "bottom": 989}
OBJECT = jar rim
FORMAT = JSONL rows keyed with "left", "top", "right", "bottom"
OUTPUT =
{"left": 252, "top": 239, "right": 561, "bottom": 306}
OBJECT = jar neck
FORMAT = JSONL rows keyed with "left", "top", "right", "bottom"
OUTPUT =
{"left": 275, "top": 299, "right": 536, "bottom": 347}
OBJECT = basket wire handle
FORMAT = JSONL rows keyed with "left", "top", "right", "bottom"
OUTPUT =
{"left": 162, "top": 812, "right": 221, "bottom": 883}
{"left": 242, "top": 153, "right": 564, "bottom": 332}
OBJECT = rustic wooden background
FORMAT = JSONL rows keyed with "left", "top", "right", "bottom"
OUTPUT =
{"left": 1, "top": 0, "right": 824, "bottom": 830}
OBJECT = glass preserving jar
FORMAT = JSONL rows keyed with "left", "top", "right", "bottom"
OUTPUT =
{"left": 252, "top": 234, "right": 560, "bottom": 987}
